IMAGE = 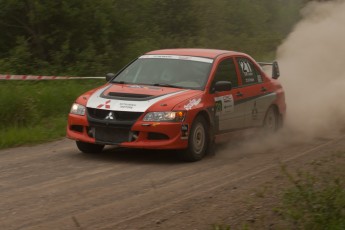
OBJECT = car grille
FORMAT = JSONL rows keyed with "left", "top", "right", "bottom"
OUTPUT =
{"left": 87, "top": 108, "right": 143, "bottom": 121}
{"left": 95, "top": 126, "right": 130, "bottom": 144}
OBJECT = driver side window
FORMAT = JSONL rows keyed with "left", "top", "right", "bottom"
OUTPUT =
{"left": 212, "top": 58, "right": 239, "bottom": 89}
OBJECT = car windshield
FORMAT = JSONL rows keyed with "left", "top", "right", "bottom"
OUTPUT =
{"left": 112, "top": 55, "right": 213, "bottom": 90}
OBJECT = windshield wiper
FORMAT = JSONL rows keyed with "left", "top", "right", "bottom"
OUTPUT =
{"left": 152, "top": 83, "right": 183, "bottom": 88}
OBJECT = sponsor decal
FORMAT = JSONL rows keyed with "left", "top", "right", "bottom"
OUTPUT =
{"left": 257, "top": 75, "right": 263, "bottom": 83}
{"left": 223, "top": 95, "right": 232, "bottom": 102}
{"left": 214, "top": 94, "right": 234, "bottom": 115}
{"left": 119, "top": 102, "right": 136, "bottom": 110}
{"left": 184, "top": 98, "right": 201, "bottom": 110}
{"left": 97, "top": 100, "right": 111, "bottom": 109}
{"left": 215, "top": 100, "right": 223, "bottom": 113}
{"left": 245, "top": 78, "right": 255, "bottom": 83}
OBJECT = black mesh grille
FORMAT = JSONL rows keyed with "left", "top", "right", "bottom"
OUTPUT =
{"left": 87, "top": 108, "right": 143, "bottom": 121}
{"left": 95, "top": 127, "right": 130, "bottom": 144}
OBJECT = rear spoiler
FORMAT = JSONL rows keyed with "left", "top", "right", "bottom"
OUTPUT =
{"left": 258, "top": 61, "right": 280, "bottom": 79}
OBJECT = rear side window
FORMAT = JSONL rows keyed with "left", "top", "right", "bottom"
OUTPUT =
{"left": 236, "top": 57, "right": 263, "bottom": 85}
{"left": 212, "top": 58, "right": 239, "bottom": 88}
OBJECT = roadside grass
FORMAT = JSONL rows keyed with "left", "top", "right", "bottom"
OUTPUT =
{"left": 277, "top": 152, "right": 345, "bottom": 230}
{"left": 0, "top": 79, "right": 104, "bottom": 149}
{"left": 0, "top": 116, "right": 66, "bottom": 149}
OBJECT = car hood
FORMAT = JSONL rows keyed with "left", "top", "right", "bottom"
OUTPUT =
{"left": 86, "top": 83, "right": 203, "bottom": 112}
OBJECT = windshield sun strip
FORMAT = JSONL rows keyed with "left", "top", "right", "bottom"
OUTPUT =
{"left": 139, "top": 55, "right": 214, "bottom": 64}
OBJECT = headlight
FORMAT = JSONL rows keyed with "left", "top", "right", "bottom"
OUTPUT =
{"left": 70, "top": 103, "right": 86, "bottom": 116}
{"left": 143, "top": 111, "right": 186, "bottom": 122}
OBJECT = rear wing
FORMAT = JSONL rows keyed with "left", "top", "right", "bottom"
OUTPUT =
{"left": 258, "top": 61, "right": 280, "bottom": 79}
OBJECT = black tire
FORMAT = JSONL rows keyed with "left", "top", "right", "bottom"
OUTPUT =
{"left": 263, "top": 106, "right": 279, "bottom": 133}
{"left": 76, "top": 141, "right": 104, "bottom": 153}
{"left": 180, "top": 116, "right": 209, "bottom": 162}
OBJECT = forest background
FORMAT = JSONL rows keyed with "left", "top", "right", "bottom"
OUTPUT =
{"left": 0, "top": 0, "right": 307, "bottom": 76}
{"left": 0, "top": 0, "right": 311, "bottom": 148}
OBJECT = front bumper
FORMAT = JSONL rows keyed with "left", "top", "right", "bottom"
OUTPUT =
{"left": 66, "top": 113, "right": 189, "bottom": 149}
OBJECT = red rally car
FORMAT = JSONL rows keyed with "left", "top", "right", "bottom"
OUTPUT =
{"left": 67, "top": 49, "right": 286, "bottom": 161}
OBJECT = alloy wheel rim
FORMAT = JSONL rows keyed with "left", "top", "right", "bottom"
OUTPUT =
{"left": 193, "top": 123, "right": 205, "bottom": 154}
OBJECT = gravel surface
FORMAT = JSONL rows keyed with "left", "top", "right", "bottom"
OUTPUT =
{"left": 1, "top": 132, "right": 344, "bottom": 230}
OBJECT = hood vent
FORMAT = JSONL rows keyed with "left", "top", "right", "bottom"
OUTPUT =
{"left": 108, "top": 92, "right": 153, "bottom": 98}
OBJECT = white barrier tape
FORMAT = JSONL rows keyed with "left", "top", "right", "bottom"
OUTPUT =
{"left": 0, "top": 75, "right": 104, "bottom": 80}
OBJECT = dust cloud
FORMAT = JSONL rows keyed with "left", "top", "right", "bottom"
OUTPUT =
{"left": 277, "top": 0, "right": 345, "bottom": 138}
{"left": 219, "top": 0, "right": 345, "bottom": 156}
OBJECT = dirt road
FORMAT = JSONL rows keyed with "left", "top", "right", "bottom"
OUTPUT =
{"left": 1, "top": 132, "right": 344, "bottom": 230}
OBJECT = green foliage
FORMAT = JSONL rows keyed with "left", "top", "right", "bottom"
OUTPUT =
{"left": 278, "top": 164, "right": 345, "bottom": 230}
{"left": 0, "top": 80, "right": 104, "bottom": 148}
{"left": 0, "top": 0, "right": 131, "bottom": 75}
{"left": 0, "top": 80, "right": 103, "bottom": 127}
{"left": 0, "top": 116, "right": 67, "bottom": 149}
{"left": 0, "top": 0, "right": 304, "bottom": 76}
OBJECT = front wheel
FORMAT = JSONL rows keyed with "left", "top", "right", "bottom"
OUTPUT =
{"left": 76, "top": 141, "right": 104, "bottom": 153}
{"left": 180, "top": 116, "right": 208, "bottom": 162}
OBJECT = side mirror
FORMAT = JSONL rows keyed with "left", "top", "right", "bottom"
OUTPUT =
{"left": 215, "top": 81, "right": 232, "bottom": 92}
{"left": 106, "top": 73, "right": 115, "bottom": 82}
{"left": 272, "top": 61, "right": 280, "bottom": 79}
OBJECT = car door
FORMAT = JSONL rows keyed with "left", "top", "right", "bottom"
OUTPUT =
{"left": 235, "top": 57, "right": 277, "bottom": 128}
{"left": 210, "top": 57, "right": 245, "bottom": 132}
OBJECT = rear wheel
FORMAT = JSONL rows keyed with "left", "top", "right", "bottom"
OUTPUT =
{"left": 180, "top": 116, "right": 208, "bottom": 162}
{"left": 263, "top": 106, "right": 279, "bottom": 132}
{"left": 76, "top": 141, "right": 104, "bottom": 153}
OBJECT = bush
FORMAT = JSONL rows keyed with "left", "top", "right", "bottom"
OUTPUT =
{"left": 279, "top": 161, "right": 345, "bottom": 230}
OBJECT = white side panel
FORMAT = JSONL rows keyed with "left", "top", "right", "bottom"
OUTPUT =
{"left": 215, "top": 94, "right": 246, "bottom": 130}
{"left": 244, "top": 93, "right": 277, "bottom": 127}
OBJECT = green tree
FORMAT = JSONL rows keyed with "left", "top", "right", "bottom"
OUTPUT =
{"left": 0, "top": 0, "right": 305, "bottom": 76}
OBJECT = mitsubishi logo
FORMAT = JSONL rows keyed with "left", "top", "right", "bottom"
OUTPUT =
{"left": 105, "top": 111, "right": 115, "bottom": 120}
